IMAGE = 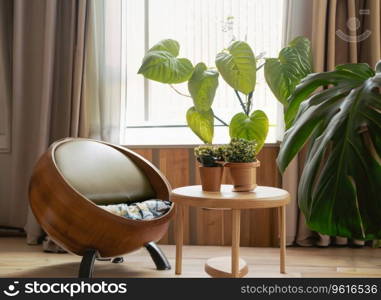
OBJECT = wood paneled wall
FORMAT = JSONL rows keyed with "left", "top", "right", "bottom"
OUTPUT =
{"left": 129, "top": 145, "right": 281, "bottom": 247}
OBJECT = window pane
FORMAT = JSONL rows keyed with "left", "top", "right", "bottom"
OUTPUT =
{"left": 125, "top": 0, "right": 284, "bottom": 143}
{"left": 125, "top": 0, "right": 146, "bottom": 125}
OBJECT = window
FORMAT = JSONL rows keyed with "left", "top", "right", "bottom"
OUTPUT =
{"left": 123, "top": 0, "right": 284, "bottom": 145}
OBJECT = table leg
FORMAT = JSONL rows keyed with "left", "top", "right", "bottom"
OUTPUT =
{"left": 279, "top": 206, "right": 286, "bottom": 274}
{"left": 175, "top": 204, "right": 184, "bottom": 275}
{"left": 231, "top": 209, "right": 241, "bottom": 278}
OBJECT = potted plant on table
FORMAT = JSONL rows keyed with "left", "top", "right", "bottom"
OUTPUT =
{"left": 223, "top": 138, "right": 258, "bottom": 192}
{"left": 138, "top": 39, "right": 268, "bottom": 190}
{"left": 137, "top": 38, "right": 269, "bottom": 146}
{"left": 194, "top": 145, "right": 224, "bottom": 192}
{"left": 138, "top": 36, "right": 311, "bottom": 191}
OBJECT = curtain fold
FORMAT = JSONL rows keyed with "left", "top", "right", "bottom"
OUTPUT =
{"left": 0, "top": 0, "right": 91, "bottom": 243}
{"left": 0, "top": 0, "right": 12, "bottom": 153}
{"left": 280, "top": 0, "right": 314, "bottom": 245}
{"left": 283, "top": 0, "right": 381, "bottom": 247}
{"left": 309, "top": 0, "right": 380, "bottom": 247}
{"left": 0, "top": 0, "right": 124, "bottom": 245}
{"left": 85, "top": 0, "right": 123, "bottom": 144}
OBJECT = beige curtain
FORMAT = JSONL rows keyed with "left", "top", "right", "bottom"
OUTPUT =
{"left": 84, "top": 0, "right": 123, "bottom": 144}
{"left": 35, "top": 0, "right": 123, "bottom": 251}
{"left": 281, "top": 0, "right": 314, "bottom": 246}
{"left": 312, "top": 0, "right": 381, "bottom": 70}
{"left": 0, "top": 0, "right": 123, "bottom": 246}
{"left": 0, "top": 0, "right": 90, "bottom": 243}
{"left": 284, "top": 0, "right": 381, "bottom": 246}
{"left": 0, "top": 0, "right": 12, "bottom": 154}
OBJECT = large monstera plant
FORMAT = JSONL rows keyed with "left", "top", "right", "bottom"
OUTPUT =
{"left": 138, "top": 38, "right": 269, "bottom": 154}
{"left": 277, "top": 62, "right": 381, "bottom": 240}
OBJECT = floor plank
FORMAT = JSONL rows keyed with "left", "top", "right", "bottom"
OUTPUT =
{"left": 0, "top": 238, "right": 380, "bottom": 278}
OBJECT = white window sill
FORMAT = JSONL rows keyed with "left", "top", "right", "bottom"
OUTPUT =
{"left": 122, "top": 126, "right": 279, "bottom": 148}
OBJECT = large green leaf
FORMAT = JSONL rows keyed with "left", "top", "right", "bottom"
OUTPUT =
{"left": 186, "top": 107, "right": 214, "bottom": 144}
{"left": 229, "top": 110, "right": 269, "bottom": 153}
{"left": 277, "top": 61, "right": 381, "bottom": 240}
{"left": 288, "top": 36, "right": 313, "bottom": 75}
{"left": 264, "top": 36, "right": 312, "bottom": 105}
{"left": 148, "top": 39, "right": 179, "bottom": 56}
{"left": 215, "top": 41, "right": 256, "bottom": 94}
{"left": 188, "top": 63, "right": 219, "bottom": 111}
{"left": 284, "top": 63, "right": 374, "bottom": 128}
{"left": 138, "top": 39, "right": 193, "bottom": 84}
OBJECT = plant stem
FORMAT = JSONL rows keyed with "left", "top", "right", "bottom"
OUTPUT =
{"left": 256, "top": 63, "right": 265, "bottom": 71}
{"left": 213, "top": 114, "right": 228, "bottom": 126}
{"left": 234, "top": 90, "right": 248, "bottom": 115}
{"left": 247, "top": 92, "right": 253, "bottom": 114}
{"left": 169, "top": 84, "right": 192, "bottom": 98}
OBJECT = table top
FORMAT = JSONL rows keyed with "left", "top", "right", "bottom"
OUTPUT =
{"left": 170, "top": 185, "right": 290, "bottom": 209}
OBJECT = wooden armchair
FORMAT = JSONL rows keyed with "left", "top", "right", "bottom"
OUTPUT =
{"left": 29, "top": 138, "right": 175, "bottom": 277}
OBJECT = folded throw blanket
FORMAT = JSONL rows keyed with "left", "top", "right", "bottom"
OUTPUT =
{"left": 99, "top": 199, "right": 172, "bottom": 220}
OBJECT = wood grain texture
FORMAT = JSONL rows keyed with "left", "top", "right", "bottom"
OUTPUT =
{"left": 172, "top": 186, "right": 289, "bottom": 278}
{"left": 129, "top": 146, "right": 282, "bottom": 247}
{"left": 194, "top": 158, "right": 225, "bottom": 246}
{"left": 175, "top": 204, "right": 184, "bottom": 275}
{"left": 3, "top": 238, "right": 381, "bottom": 278}
{"left": 279, "top": 206, "right": 286, "bottom": 273}
{"left": 171, "top": 185, "right": 290, "bottom": 208}
{"left": 29, "top": 139, "right": 174, "bottom": 258}
{"left": 158, "top": 148, "right": 190, "bottom": 245}
{"left": 231, "top": 209, "right": 241, "bottom": 277}
{"left": 205, "top": 256, "right": 248, "bottom": 278}
{"left": 132, "top": 149, "right": 153, "bottom": 161}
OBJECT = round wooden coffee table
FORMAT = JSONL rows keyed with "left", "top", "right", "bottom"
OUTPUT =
{"left": 171, "top": 184, "right": 290, "bottom": 278}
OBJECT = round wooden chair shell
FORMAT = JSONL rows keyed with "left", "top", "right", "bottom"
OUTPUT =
{"left": 29, "top": 138, "right": 175, "bottom": 277}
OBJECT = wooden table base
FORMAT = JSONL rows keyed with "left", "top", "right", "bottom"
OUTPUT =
{"left": 172, "top": 185, "right": 290, "bottom": 277}
{"left": 205, "top": 256, "right": 248, "bottom": 278}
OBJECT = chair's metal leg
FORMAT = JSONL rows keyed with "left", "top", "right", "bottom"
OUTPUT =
{"left": 111, "top": 257, "right": 124, "bottom": 264}
{"left": 145, "top": 241, "right": 171, "bottom": 270}
{"left": 96, "top": 257, "right": 124, "bottom": 263}
{"left": 96, "top": 257, "right": 111, "bottom": 262}
{"left": 78, "top": 249, "right": 98, "bottom": 278}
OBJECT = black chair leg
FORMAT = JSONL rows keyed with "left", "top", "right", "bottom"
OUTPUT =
{"left": 96, "top": 257, "right": 111, "bottom": 262}
{"left": 78, "top": 249, "right": 98, "bottom": 278}
{"left": 111, "top": 257, "right": 124, "bottom": 264}
{"left": 96, "top": 257, "right": 124, "bottom": 263}
{"left": 144, "top": 241, "right": 171, "bottom": 270}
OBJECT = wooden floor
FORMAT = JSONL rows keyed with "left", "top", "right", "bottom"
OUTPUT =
{"left": 0, "top": 238, "right": 380, "bottom": 278}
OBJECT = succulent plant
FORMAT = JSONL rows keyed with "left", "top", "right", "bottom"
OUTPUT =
{"left": 194, "top": 145, "right": 224, "bottom": 167}
{"left": 223, "top": 138, "right": 257, "bottom": 163}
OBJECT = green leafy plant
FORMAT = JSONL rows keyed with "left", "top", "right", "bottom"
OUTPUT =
{"left": 139, "top": 40, "right": 218, "bottom": 144}
{"left": 223, "top": 138, "right": 257, "bottom": 163}
{"left": 264, "top": 36, "right": 313, "bottom": 118}
{"left": 277, "top": 61, "right": 381, "bottom": 240}
{"left": 138, "top": 39, "right": 269, "bottom": 152}
{"left": 194, "top": 145, "right": 223, "bottom": 167}
{"left": 215, "top": 41, "right": 257, "bottom": 94}
{"left": 215, "top": 41, "right": 269, "bottom": 154}
{"left": 138, "top": 39, "right": 194, "bottom": 83}
{"left": 229, "top": 110, "right": 269, "bottom": 153}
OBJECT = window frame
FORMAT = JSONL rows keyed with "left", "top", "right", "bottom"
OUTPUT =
{"left": 122, "top": 0, "right": 284, "bottom": 146}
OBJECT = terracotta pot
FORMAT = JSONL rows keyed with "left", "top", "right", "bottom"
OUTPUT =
{"left": 225, "top": 161, "right": 260, "bottom": 192}
{"left": 199, "top": 165, "right": 224, "bottom": 192}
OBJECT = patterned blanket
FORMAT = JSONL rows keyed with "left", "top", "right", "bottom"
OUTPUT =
{"left": 99, "top": 199, "right": 172, "bottom": 220}
{"left": 42, "top": 199, "right": 171, "bottom": 253}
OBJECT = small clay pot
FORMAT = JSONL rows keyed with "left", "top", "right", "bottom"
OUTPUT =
{"left": 199, "top": 165, "right": 224, "bottom": 192}
{"left": 224, "top": 161, "right": 260, "bottom": 192}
